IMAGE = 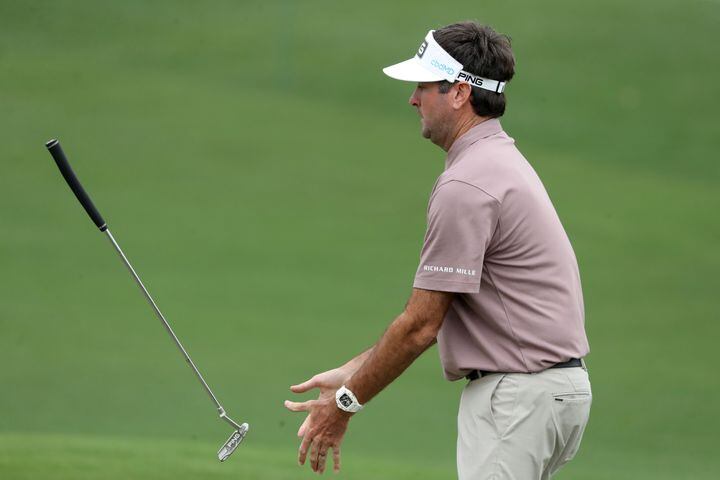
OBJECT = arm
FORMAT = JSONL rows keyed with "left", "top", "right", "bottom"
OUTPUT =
{"left": 286, "top": 288, "right": 453, "bottom": 473}
{"left": 346, "top": 288, "right": 452, "bottom": 404}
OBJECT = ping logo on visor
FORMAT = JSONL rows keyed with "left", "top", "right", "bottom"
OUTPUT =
{"left": 457, "top": 71, "right": 484, "bottom": 87}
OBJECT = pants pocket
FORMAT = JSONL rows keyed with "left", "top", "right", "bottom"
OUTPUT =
{"left": 490, "top": 374, "right": 519, "bottom": 438}
{"left": 549, "top": 390, "right": 592, "bottom": 469}
{"left": 553, "top": 392, "right": 591, "bottom": 403}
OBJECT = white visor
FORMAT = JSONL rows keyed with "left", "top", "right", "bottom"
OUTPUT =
{"left": 383, "top": 30, "right": 507, "bottom": 93}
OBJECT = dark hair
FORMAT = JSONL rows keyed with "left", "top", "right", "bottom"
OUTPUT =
{"left": 434, "top": 22, "right": 515, "bottom": 118}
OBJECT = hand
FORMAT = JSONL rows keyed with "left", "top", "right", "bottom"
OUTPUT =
{"left": 287, "top": 394, "right": 351, "bottom": 473}
{"left": 285, "top": 368, "right": 352, "bottom": 473}
{"left": 285, "top": 368, "right": 350, "bottom": 437}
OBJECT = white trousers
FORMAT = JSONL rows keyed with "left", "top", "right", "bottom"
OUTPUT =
{"left": 457, "top": 366, "right": 592, "bottom": 479}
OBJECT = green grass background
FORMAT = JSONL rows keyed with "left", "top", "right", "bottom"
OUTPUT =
{"left": 1, "top": 0, "right": 719, "bottom": 478}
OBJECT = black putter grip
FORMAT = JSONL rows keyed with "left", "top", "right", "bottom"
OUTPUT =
{"left": 45, "top": 139, "right": 107, "bottom": 231}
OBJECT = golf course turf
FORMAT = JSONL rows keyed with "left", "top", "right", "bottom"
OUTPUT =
{"left": 1, "top": 0, "right": 718, "bottom": 478}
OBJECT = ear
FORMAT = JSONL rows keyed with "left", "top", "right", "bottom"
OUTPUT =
{"left": 451, "top": 82, "right": 473, "bottom": 110}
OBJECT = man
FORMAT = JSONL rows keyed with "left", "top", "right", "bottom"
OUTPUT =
{"left": 284, "top": 21, "right": 591, "bottom": 479}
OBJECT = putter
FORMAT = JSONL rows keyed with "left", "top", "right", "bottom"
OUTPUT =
{"left": 45, "top": 139, "right": 249, "bottom": 462}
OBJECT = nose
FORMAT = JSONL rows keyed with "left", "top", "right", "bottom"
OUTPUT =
{"left": 409, "top": 87, "right": 420, "bottom": 107}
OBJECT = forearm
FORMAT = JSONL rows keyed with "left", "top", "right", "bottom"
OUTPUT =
{"left": 341, "top": 347, "right": 374, "bottom": 375}
{"left": 345, "top": 310, "right": 437, "bottom": 404}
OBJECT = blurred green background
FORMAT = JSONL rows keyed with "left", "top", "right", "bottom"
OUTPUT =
{"left": 1, "top": 0, "right": 719, "bottom": 478}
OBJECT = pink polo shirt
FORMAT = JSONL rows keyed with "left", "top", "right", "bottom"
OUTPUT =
{"left": 413, "top": 119, "right": 590, "bottom": 380}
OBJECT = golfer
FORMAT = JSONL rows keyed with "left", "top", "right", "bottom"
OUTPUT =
{"left": 285, "top": 21, "right": 591, "bottom": 479}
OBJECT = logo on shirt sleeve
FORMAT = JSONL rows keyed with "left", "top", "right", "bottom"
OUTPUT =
{"left": 423, "top": 265, "right": 476, "bottom": 276}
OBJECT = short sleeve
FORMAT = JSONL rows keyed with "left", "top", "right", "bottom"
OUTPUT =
{"left": 413, "top": 180, "right": 500, "bottom": 293}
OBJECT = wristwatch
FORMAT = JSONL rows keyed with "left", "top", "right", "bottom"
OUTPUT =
{"left": 335, "top": 385, "right": 364, "bottom": 413}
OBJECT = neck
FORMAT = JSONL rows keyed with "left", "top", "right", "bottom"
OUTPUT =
{"left": 441, "top": 115, "right": 491, "bottom": 152}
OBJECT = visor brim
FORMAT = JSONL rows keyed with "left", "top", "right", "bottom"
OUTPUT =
{"left": 382, "top": 58, "right": 446, "bottom": 82}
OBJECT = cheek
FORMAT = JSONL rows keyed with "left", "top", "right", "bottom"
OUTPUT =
{"left": 436, "top": 95, "right": 454, "bottom": 116}
{"left": 421, "top": 93, "right": 437, "bottom": 113}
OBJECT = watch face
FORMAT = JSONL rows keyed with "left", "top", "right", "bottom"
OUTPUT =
{"left": 339, "top": 393, "right": 353, "bottom": 408}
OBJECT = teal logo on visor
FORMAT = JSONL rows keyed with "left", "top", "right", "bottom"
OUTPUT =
{"left": 431, "top": 59, "right": 454, "bottom": 76}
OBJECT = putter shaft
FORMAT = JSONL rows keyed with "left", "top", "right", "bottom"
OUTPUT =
{"left": 104, "top": 228, "right": 244, "bottom": 431}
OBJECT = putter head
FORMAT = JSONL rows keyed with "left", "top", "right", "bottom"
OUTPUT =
{"left": 218, "top": 423, "right": 249, "bottom": 462}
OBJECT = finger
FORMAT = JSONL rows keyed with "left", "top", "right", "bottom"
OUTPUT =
{"left": 298, "top": 435, "right": 312, "bottom": 466}
{"left": 310, "top": 441, "right": 328, "bottom": 472}
{"left": 318, "top": 445, "right": 329, "bottom": 474}
{"left": 290, "top": 376, "right": 318, "bottom": 393}
{"left": 284, "top": 400, "right": 314, "bottom": 412}
{"left": 310, "top": 441, "right": 320, "bottom": 472}
{"left": 297, "top": 416, "right": 310, "bottom": 437}
{"left": 332, "top": 445, "right": 341, "bottom": 473}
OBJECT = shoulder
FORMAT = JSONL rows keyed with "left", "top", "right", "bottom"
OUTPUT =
{"left": 444, "top": 137, "right": 532, "bottom": 202}
{"left": 432, "top": 178, "right": 502, "bottom": 204}
{"left": 429, "top": 179, "right": 501, "bottom": 211}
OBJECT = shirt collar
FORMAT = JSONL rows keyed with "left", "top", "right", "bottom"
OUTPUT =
{"left": 445, "top": 118, "right": 503, "bottom": 169}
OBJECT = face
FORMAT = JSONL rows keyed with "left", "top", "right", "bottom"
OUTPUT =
{"left": 408, "top": 82, "right": 454, "bottom": 146}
